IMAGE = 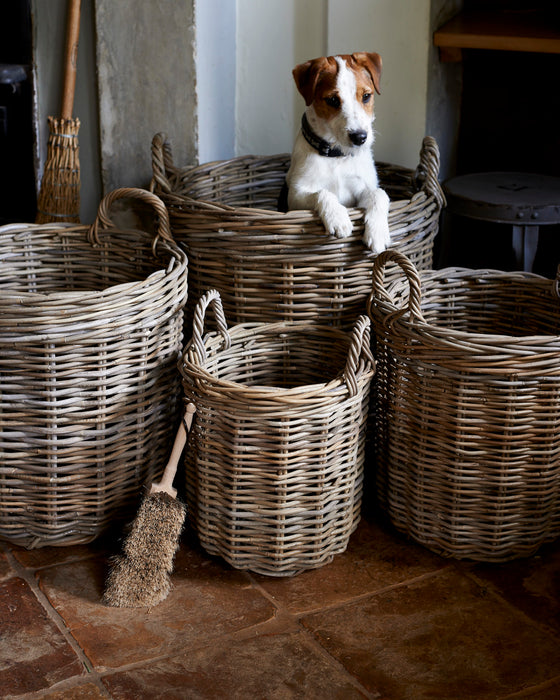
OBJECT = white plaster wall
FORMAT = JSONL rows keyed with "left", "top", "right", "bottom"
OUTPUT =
{"left": 196, "top": 0, "right": 236, "bottom": 163}
{"left": 236, "top": 0, "right": 432, "bottom": 170}
{"left": 236, "top": 0, "right": 326, "bottom": 157}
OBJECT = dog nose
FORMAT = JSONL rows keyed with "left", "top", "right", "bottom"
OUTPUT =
{"left": 349, "top": 130, "right": 367, "bottom": 146}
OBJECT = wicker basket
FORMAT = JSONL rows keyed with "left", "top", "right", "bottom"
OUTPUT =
{"left": 179, "top": 290, "right": 375, "bottom": 575}
{"left": 151, "top": 133, "right": 444, "bottom": 331}
{"left": 367, "top": 249, "right": 560, "bottom": 561}
{"left": 0, "top": 188, "right": 188, "bottom": 548}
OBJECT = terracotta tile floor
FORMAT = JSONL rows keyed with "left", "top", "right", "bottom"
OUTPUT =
{"left": 1, "top": 512, "right": 559, "bottom": 700}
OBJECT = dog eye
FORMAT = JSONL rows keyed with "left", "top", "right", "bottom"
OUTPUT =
{"left": 362, "top": 92, "right": 372, "bottom": 104}
{"left": 325, "top": 95, "right": 341, "bottom": 109}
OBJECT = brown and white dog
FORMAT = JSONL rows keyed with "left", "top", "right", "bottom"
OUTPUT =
{"left": 286, "top": 52, "right": 390, "bottom": 253}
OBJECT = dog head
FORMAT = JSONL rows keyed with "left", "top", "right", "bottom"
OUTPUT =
{"left": 293, "top": 52, "right": 382, "bottom": 155}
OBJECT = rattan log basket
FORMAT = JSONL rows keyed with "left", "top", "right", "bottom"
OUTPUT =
{"left": 179, "top": 290, "right": 375, "bottom": 576}
{"left": 0, "top": 188, "right": 188, "bottom": 548}
{"left": 151, "top": 133, "right": 445, "bottom": 331}
{"left": 367, "top": 249, "right": 560, "bottom": 561}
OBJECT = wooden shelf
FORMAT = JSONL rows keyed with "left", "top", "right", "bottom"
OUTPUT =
{"left": 434, "top": 9, "right": 560, "bottom": 61}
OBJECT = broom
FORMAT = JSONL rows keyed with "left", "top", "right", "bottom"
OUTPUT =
{"left": 103, "top": 403, "right": 196, "bottom": 608}
{"left": 36, "top": 0, "right": 82, "bottom": 224}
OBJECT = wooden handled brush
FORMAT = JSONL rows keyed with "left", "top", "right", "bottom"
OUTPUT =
{"left": 36, "top": 0, "right": 82, "bottom": 224}
{"left": 150, "top": 403, "right": 195, "bottom": 499}
{"left": 103, "top": 403, "right": 196, "bottom": 608}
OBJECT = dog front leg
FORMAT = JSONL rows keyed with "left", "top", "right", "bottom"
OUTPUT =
{"left": 360, "top": 188, "right": 391, "bottom": 254}
{"left": 299, "top": 190, "right": 354, "bottom": 239}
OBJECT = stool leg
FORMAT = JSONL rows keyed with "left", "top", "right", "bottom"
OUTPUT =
{"left": 512, "top": 225, "right": 539, "bottom": 272}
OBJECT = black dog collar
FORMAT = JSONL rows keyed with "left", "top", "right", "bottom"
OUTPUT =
{"left": 301, "top": 113, "right": 344, "bottom": 158}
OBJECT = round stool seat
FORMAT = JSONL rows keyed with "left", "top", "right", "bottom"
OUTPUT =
{"left": 443, "top": 172, "right": 560, "bottom": 271}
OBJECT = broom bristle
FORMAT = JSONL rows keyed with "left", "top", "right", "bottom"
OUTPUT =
{"left": 103, "top": 491, "right": 186, "bottom": 608}
{"left": 36, "top": 117, "right": 81, "bottom": 225}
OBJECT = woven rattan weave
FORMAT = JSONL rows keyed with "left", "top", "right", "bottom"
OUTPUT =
{"left": 152, "top": 134, "right": 444, "bottom": 331}
{"left": 179, "top": 290, "right": 375, "bottom": 576}
{"left": 0, "top": 188, "right": 188, "bottom": 548}
{"left": 367, "top": 250, "right": 560, "bottom": 561}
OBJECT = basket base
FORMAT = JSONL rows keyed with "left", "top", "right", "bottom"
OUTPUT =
{"left": 380, "top": 510, "right": 559, "bottom": 563}
{"left": 195, "top": 516, "right": 361, "bottom": 577}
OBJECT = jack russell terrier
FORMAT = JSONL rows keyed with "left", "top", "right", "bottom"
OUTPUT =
{"left": 285, "top": 52, "right": 391, "bottom": 254}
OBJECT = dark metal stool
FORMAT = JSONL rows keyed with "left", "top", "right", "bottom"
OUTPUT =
{"left": 443, "top": 172, "right": 560, "bottom": 272}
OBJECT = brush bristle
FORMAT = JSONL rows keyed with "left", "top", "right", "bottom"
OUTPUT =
{"left": 103, "top": 554, "right": 172, "bottom": 608}
{"left": 103, "top": 492, "right": 186, "bottom": 608}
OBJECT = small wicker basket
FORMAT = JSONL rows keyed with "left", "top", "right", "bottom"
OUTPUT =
{"left": 0, "top": 188, "right": 188, "bottom": 548}
{"left": 179, "top": 290, "right": 375, "bottom": 576}
{"left": 367, "top": 249, "right": 560, "bottom": 561}
{"left": 152, "top": 133, "right": 444, "bottom": 331}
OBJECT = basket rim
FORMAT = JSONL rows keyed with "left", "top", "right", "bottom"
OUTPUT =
{"left": 152, "top": 134, "right": 446, "bottom": 218}
{"left": 161, "top": 188, "right": 433, "bottom": 225}
{"left": 0, "top": 223, "right": 188, "bottom": 305}
{"left": 180, "top": 320, "right": 374, "bottom": 399}
{"left": 370, "top": 265, "right": 560, "bottom": 347}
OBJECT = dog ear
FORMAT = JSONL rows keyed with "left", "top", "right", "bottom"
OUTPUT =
{"left": 353, "top": 52, "right": 382, "bottom": 95}
{"left": 292, "top": 57, "right": 331, "bottom": 106}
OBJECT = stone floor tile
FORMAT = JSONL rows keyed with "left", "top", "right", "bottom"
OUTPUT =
{"left": 38, "top": 681, "right": 110, "bottom": 699}
{"left": 102, "top": 630, "right": 371, "bottom": 700}
{"left": 501, "top": 677, "right": 560, "bottom": 699}
{"left": 36, "top": 542, "right": 276, "bottom": 670}
{"left": 0, "top": 577, "right": 84, "bottom": 696}
{"left": 467, "top": 539, "right": 560, "bottom": 636}
{"left": 0, "top": 547, "right": 15, "bottom": 581}
{"left": 252, "top": 516, "right": 446, "bottom": 614}
{"left": 10, "top": 538, "right": 109, "bottom": 571}
{"left": 301, "top": 567, "right": 560, "bottom": 700}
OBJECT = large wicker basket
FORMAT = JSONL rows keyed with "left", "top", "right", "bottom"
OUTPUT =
{"left": 152, "top": 133, "right": 444, "bottom": 331}
{"left": 0, "top": 188, "right": 188, "bottom": 548}
{"left": 179, "top": 290, "right": 375, "bottom": 576}
{"left": 367, "top": 249, "right": 560, "bottom": 561}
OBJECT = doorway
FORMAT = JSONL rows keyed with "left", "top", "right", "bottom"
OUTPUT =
{"left": 0, "top": 0, "right": 36, "bottom": 224}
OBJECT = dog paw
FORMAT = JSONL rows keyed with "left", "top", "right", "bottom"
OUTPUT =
{"left": 323, "top": 203, "right": 353, "bottom": 239}
{"left": 363, "top": 217, "right": 391, "bottom": 254}
{"left": 361, "top": 188, "right": 391, "bottom": 253}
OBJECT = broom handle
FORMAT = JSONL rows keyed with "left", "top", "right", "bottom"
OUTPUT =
{"left": 151, "top": 404, "right": 196, "bottom": 497}
{"left": 61, "top": 0, "right": 82, "bottom": 119}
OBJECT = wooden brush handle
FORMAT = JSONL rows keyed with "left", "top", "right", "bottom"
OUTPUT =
{"left": 151, "top": 404, "right": 196, "bottom": 498}
{"left": 61, "top": 0, "right": 82, "bottom": 118}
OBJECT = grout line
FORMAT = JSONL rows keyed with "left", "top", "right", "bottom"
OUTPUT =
{"left": 243, "top": 567, "right": 456, "bottom": 699}
{"left": 178, "top": 571, "right": 381, "bottom": 699}
{"left": 5, "top": 676, "right": 113, "bottom": 700}
{"left": 249, "top": 563, "right": 453, "bottom": 619}
{"left": 457, "top": 563, "right": 560, "bottom": 644}
{"left": 14, "top": 549, "right": 103, "bottom": 573}
{"left": 3, "top": 549, "right": 105, "bottom": 688}
{"left": 259, "top": 578, "right": 382, "bottom": 700}
{"left": 298, "top": 622, "right": 380, "bottom": 700}
{"left": 499, "top": 674, "right": 560, "bottom": 699}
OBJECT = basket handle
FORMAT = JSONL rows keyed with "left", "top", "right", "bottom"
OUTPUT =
{"left": 150, "top": 132, "right": 175, "bottom": 194}
{"left": 191, "top": 289, "right": 232, "bottom": 362}
{"left": 369, "top": 250, "right": 426, "bottom": 324}
{"left": 88, "top": 187, "right": 175, "bottom": 253}
{"left": 414, "top": 136, "right": 446, "bottom": 209}
{"left": 344, "top": 315, "right": 375, "bottom": 397}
